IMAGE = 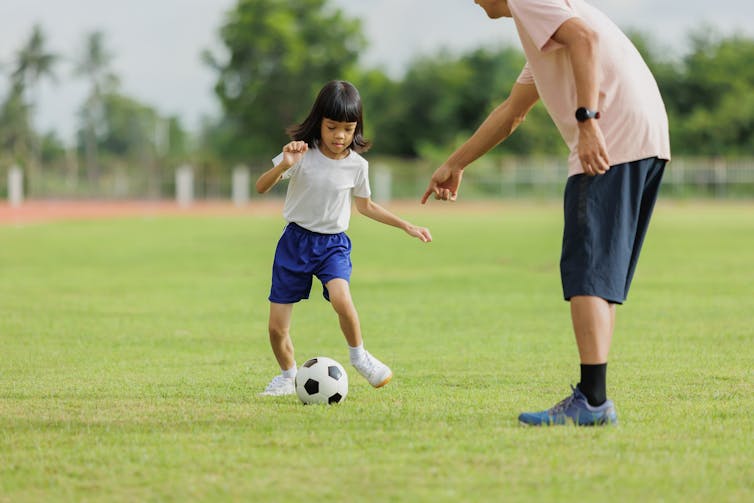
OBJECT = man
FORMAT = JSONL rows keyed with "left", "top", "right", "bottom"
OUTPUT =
{"left": 421, "top": 0, "right": 670, "bottom": 426}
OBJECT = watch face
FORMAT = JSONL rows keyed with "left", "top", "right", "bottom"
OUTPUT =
{"left": 576, "top": 107, "right": 599, "bottom": 122}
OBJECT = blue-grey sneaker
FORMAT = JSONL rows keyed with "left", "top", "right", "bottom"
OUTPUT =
{"left": 518, "top": 386, "right": 617, "bottom": 426}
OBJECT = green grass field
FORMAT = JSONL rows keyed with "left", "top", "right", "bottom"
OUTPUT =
{"left": 1, "top": 201, "right": 752, "bottom": 502}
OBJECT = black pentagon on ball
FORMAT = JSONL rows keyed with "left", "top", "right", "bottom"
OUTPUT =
{"left": 329, "top": 393, "right": 343, "bottom": 404}
{"left": 303, "top": 358, "right": 318, "bottom": 368}
{"left": 304, "top": 378, "right": 319, "bottom": 395}
{"left": 328, "top": 365, "right": 342, "bottom": 380}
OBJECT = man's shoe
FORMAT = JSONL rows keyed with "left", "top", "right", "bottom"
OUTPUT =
{"left": 260, "top": 374, "right": 296, "bottom": 396}
{"left": 518, "top": 385, "right": 617, "bottom": 426}
{"left": 352, "top": 351, "right": 392, "bottom": 388}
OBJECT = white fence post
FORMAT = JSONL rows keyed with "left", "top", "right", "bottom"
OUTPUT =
{"left": 713, "top": 157, "right": 727, "bottom": 198}
{"left": 373, "top": 164, "right": 392, "bottom": 203}
{"left": 176, "top": 164, "right": 194, "bottom": 207}
{"left": 232, "top": 165, "right": 250, "bottom": 206}
{"left": 8, "top": 165, "right": 24, "bottom": 207}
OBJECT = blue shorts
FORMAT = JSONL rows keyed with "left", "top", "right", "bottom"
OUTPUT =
{"left": 560, "top": 157, "right": 666, "bottom": 304}
{"left": 268, "top": 222, "right": 352, "bottom": 304}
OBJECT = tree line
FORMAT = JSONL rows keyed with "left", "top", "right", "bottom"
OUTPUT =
{"left": 0, "top": 26, "right": 189, "bottom": 192}
{"left": 2, "top": 0, "right": 753, "bottom": 187}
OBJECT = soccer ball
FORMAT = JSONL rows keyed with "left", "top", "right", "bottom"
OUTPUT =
{"left": 295, "top": 356, "right": 348, "bottom": 405}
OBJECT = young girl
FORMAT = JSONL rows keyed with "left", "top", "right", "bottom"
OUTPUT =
{"left": 256, "top": 80, "right": 432, "bottom": 396}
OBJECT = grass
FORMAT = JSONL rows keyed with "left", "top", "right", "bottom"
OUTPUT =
{"left": 0, "top": 200, "right": 752, "bottom": 502}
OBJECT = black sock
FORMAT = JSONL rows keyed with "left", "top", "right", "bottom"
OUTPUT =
{"left": 577, "top": 363, "right": 607, "bottom": 407}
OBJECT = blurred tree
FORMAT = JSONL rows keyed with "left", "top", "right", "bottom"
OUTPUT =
{"left": 392, "top": 49, "right": 501, "bottom": 156}
{"left": 203, "top": 0, "right": 365, "bottom": 162}
{"left": 39, "top": 131, "right": 66, "bottom": 164}
{"left": 81, "top": 92, "right": 188, "bottom": 197}
{"left": 674, "top": 29, "right": 754, "bottom": 155}
{"left": 96, "top": 93, "right": 160, "bottom": 158}
{"left": 73, "top": 31, "right": 119, "bottom": 185}
{"left": 358, "top": 46, "right": 563, "bottom": 158}
{"left": 352, "top": 68, "right": 406, "bottom": 155}
{"left": 0, "top": 82, "right": 32, "bottom": 163}
{"left": 7, "top": 24, "right": 59, "bottom": 173}
{"left": 11, "top": 24, "right": 59, "bottom": 116}
{"left": 629, "top": 28, "right": 754, "bottom": 156}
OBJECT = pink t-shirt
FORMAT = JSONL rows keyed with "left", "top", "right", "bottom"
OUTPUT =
{"left": 509, "top": 0, "right": 671, "bottom": 175}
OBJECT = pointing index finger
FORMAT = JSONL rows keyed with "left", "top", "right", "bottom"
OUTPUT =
{"left": 420, "top": 185, "right": 435, "bottom": 204}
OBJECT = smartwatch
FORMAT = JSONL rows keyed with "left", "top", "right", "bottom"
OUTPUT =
{"left": 575, "top": 107, "right": 600, "bottom": 122}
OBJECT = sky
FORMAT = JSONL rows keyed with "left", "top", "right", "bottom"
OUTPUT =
{"left": 2, "top": 0, "right": 753, "bottom": 144}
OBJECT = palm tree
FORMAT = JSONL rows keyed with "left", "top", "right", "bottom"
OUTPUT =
{"left": 73, "top": 31, "right": 118, "bottom": 185}
{"left": 0, "top": 82, "right": 33, "bottom": 163}
{"left": 11, "top": 24, "right": 59, "bottom": 182}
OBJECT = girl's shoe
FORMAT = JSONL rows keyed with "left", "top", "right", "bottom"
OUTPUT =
{"left": 352, "top": 351, "right": 393, "bottom": 388}
{"left": 260, "top": 374, "right": 295, "bottom": 396}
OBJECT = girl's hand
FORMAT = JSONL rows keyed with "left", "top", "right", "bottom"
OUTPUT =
{"left": 405, "top": 225, "right": 432, "bottom": 243}
{"left": 282, "top": 141, "right": 308, "bottom": 167}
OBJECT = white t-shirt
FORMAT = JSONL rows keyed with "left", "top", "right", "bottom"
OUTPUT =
{"left": 271, "top": 147, "right": 371, "bottom": 234}
{"left": 509, "top": 0, "right": 671, "bottom": 176}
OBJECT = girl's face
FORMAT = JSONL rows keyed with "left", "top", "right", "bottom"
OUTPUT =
{"left": 319, "top": 117, "right": 357, "bottom": 159}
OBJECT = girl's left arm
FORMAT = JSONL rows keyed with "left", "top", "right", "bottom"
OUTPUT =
{"left": 354, "top": 197, "right": 432, "bottom": 243}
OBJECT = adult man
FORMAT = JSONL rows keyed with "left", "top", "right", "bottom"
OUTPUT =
{"left": 422, "top": 0, "right": 670, "bottom": 425}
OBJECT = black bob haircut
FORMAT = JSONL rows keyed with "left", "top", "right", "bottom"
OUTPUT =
{"left": 286, "top": 80, "right": 371, "bottom": 153}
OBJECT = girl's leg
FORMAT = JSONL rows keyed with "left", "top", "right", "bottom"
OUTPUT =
{"left": 324, "top": 278, "right": 362, "bottom": 347}
{"left": 268, "top": 302, "right": 295, "bottom": 371}
{"left": 325, "top": 278, "right": 392, "bottom": 388}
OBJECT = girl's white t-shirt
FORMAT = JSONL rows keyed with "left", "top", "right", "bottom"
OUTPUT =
{"left": 272, "top": 147, "right": 371, "bottom": 234}
{"left": 509, "top": 0, "right": 671, "bottom": 176}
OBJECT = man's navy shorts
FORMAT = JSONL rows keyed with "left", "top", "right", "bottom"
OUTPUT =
{"left": 560, "top": 157, "right": 666, "bottom": 304}
{"left": 269, "top": 222, "right": 352, "bottom": 304}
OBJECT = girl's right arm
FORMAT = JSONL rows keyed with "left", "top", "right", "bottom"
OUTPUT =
{"left": 255, "top": 141, "right": 308, "bottom": 193}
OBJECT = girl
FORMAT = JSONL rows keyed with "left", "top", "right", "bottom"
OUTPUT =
{"left": 256, "top": 80, "right": 432, "bottom": 396}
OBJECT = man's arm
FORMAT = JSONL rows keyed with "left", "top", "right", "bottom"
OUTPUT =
{"left": 421, "top": 81, "right": 539, "bottom": 203}
{"left": 551, "top": 18, "right": 610, "bottom": 175}
{"left": 444, "top": 81, "right": 539, "bottom": 171}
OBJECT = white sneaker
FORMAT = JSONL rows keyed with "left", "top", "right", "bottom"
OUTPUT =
{"left": 260, "top": 375, "right": 295, "bottom": 396}
{"left": 352, "top": 351, "right": 393, "bottom": 388}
